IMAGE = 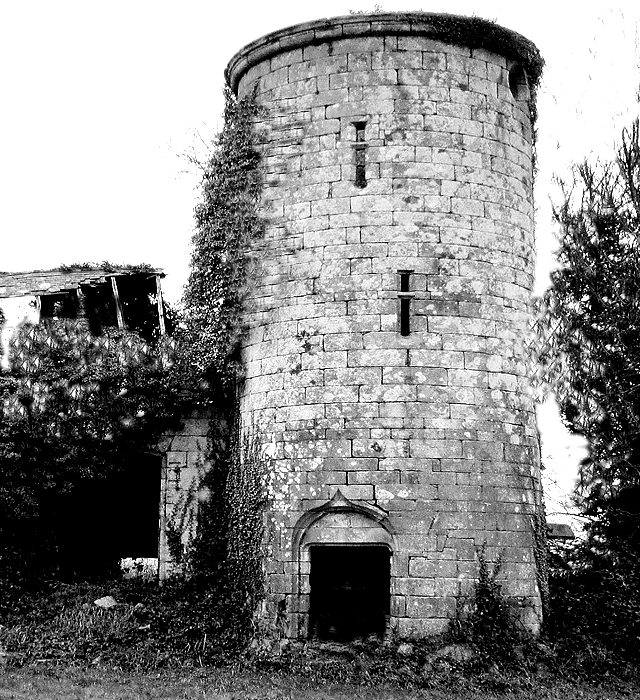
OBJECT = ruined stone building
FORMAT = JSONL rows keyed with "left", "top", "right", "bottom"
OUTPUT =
{"left": 0, "top": 267, "right": 208, "bottom": 578}
{"left": 2, "top": 10, "right": 547, "bottom": 642}
{"left": 223, "top": 12, "right": 546, "bottom": 640}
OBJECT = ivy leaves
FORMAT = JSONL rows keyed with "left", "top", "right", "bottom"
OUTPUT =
{"left": 182, "top": 89, "right": 264, "bottom": 389}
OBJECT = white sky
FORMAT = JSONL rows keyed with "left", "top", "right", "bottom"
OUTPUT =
{"left": 2, "top": 0, "right": 639, "bottom": 520}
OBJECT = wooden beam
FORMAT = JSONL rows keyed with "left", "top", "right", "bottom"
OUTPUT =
{"left": 76, "top": 287, "right": 86, "bottom": 318}
{"left": 155, "top": 275, "right": 166, "bottom": 336}
{"left": 110, "top": 276, "right": 125, "bottom": 329}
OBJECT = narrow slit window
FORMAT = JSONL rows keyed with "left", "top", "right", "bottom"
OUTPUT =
{"left": 398, "top": 270, "right": 413, "bottom": 337}
{"left": 353, "top": 121, "right": 367, "bottom": 188}
{"left": 400, "top": 298, "right": 411, "bottom": 336}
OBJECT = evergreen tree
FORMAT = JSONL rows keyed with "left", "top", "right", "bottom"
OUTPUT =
{"left": 541, "top": 119, "right": 640, "bottom": 564}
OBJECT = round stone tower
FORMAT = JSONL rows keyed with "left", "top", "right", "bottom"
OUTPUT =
{"left": 226, "top": 13, "right": 544, "bottom": 640}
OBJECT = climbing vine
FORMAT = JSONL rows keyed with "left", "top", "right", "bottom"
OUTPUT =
{"left": 181, "top": 87, "right": 265, "bottom": 389}
{"left": 175, "top": 87, "right": 269, "bottom": 646}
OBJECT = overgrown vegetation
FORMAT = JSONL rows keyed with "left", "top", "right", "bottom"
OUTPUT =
{"left": 448, "top": 548, "right": 524, "bottom": 662}
{"left": 0, "top": 88, "right": 269, "bottom": 658}
{"left": 0, "top": 320, "right": 187, "bottom": 590}
{"left": 173, "top": 86, "right": 268, "bottom": 648}
{"left": 547, "top": 554, "right": 640, "bottom": 677}
{"left": 540, "top": 119, "right": 640, "bottom": 563}
{"left": 57, "top": 261, "right": 157, "bottom": 274}
{"left": 539, "top": 118, "right": 640, "bottom": 675}
{"left": 181, "top": 87, "right": 264, "bottom": 389}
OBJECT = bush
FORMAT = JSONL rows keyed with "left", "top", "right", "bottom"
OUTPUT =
{"left": 448, "top": 547, "right": 528, "bottom": 667}
{"left": 0, "top": 322, "right": 190, "bottom": 587}
{"left": 547, "top": 560, "right": 640, "bottom": 675}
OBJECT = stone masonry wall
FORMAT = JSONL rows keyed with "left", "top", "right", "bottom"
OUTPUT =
{"left": 228, "top": 15, "right": 543, "bottom": 638}
{"left": 158, "top": 413, "right": 209, "bottom": 578}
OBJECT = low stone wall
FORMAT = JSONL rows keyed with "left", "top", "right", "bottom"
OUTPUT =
{"left": 158, "top": 413, "right": 210, "bottom": 578}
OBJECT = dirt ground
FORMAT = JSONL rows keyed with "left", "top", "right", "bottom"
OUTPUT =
{"left": 0, "top": 666, "right": 638, "bottom": 700}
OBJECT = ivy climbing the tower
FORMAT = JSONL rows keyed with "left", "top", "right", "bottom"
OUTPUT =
{"left": 182, "top": 87, "right": 265, "bottom": 389}
{"left": 178, "top": 87, "right": 269, "bottom": 646}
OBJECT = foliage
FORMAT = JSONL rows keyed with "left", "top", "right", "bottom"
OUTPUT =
{"left": 172, "top": 87, "right": 268, "bottom": 647}
{"left": 540, "top": 119, "right": 640, "bottom": 565}
{"left": 547, "top": 561, "right": 640, "bottom": 675}
{"left": 181, "top": 87, "right": 264, "bottom": 389}
{"left": 165, "top": 478, "right": 199, "bottom": 566}
{"left": 177, "top": 427, "right": 268, "bottom": 650}
{"left": 0, "top": 661, "right": 636, "bottom": 700}
{"left": 1, "top": 519, "right": 264, "bottom": 669}
{"left": 0, "top": 321, "right": 189, "bottom": 586}
{"left": 402, "top": 13, "right": 544, "bottom": 91}
{"left": 448, "top": 546, "right": 524, "bottom": 664}
{"left": 219, "top": 430, "right": 268, "bottom": 643}
{"left": 0, "top": 88, "right": 268, "bottom": 656}
{"left": 57, "top": 261, "right": 157, "bottom": 274}
{"left": 0, "top": 580, "right": 235, "bottom": 668}
{"left": 539, "top": 119, "right": 640, "bottom": 679}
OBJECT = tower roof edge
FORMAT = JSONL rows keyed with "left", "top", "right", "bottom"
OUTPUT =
{"left": 225, "top": 12, "right": 543, "bottom": 94}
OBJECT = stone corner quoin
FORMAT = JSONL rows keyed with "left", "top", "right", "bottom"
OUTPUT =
{"left": 223, "top": 12, "right": 544, "bottom": 640}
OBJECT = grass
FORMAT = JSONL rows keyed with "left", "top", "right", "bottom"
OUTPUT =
{"left": 0, "top": 665, "right": 637, "bottom": 700}
{"left": 2, "top": 579, "right": 640, "bottom": 699}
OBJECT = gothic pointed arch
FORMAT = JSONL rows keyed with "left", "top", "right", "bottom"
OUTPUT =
{"left": 293, "top": 490, "right": 395, "bottom": 553}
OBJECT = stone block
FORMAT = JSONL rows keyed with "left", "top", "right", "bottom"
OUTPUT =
{"left": 325, "top": 402, "right": 379, "bottom": 418}
{"left": 394, "top": 617, "right": 450, "bottom": 638}
{"left": 462, "top": 440, "right": 504, "bottom": 461}
{"left": 352, "top": 438, "right": 410, "bottom": 458}
{"left": 410, "top": 439, "right": 462, "bottom": 459}
{"left": 169, "top": 436, "right": 204, "bottom": 453}
{"left": 359, "top": 384, "right": 417, "bottom": 403}
{"left": 305, "top": 385, "right": 359, "bottom": 404}
{"left": 390, "top": 595, "right": 407, "bottom": 617}
{"left": 306, "top": 470, "right": 347, "bottom": 485}
{"left": 347, "top": 349, "right": 408, "bottom": 367}
{"left": 335, "top": 485, "right": 374, "bottom": 501}
{"left": 396, "top": 577, "right": 437, "bottom": 596}
{"left": 349, "top": 470, "right": 400, "bottom": 485}
{"left": 324, "top": 367, "right": 381, "bottom": 385}
{"left": 406, "top": 596, "right": 456, "bottom": 619}
{"left": 301, "top": 350, "right": 347, "bottom": 370}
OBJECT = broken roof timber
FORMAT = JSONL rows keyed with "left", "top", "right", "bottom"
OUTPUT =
{"left": 0, "top": 267, "right": 165, "bottom": 299}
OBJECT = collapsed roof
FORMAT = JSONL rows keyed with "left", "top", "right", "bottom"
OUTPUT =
{"left": 0, "top": 266, "right": 167, "bottom": 340}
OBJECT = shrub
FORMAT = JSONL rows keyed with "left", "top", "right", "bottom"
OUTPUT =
{"left": 0, "top": 322, "right": 189, "bottom": 588}
{"left": 448, "top": 546, "right": 530, "bottom": 669}
{"left": 547, "top": 558, "right": 640, "bottom": 675}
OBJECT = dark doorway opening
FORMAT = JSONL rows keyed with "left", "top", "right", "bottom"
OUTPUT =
{"left": 55, "top": 453, "right": 161, "bottom": 577}
{"left": 309, "top": 545, "right": 390, "bottom": 641}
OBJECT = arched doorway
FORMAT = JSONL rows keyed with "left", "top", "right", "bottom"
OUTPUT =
{"left": 310, "top": 544, "right": 390, "bottom": 640}
{"left": 294, "top": 491, "right": 394, "bottom": 641}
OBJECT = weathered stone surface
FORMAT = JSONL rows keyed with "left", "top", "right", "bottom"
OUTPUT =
{"left": 228, "top": 12, "right": 544, "bottom": 641}
{"left": 94, "top": 596, "right": 118, "bottom": 609}
{"left": 158, "top": 415, "right": 210, "bottom": 579}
